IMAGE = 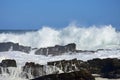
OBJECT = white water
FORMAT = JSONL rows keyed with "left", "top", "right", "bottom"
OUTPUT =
{"left": 0, "top": 67, "right": 28, "bottom": 80}
{"left": 0, "top": 25, "right": 120, "bottom": 50}
{"left": 0, "top": 49, "right": 120, "bottom": 80}
{"left": 1, "top": 49, "right": 120, "bottom": 66}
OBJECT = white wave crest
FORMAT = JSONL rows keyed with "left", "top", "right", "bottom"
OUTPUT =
{"left": 0, "top": 24, "right": 120, "bottom": 50}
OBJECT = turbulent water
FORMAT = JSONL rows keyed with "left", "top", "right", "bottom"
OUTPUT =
{"left": 0, "top": 24, "right": 120, "bottom": 80}
{"left": 0, "top": 25, "right": 120, "bottom": 50}
{"left": 1, "top": 49, "right": 120, "bottom": 80}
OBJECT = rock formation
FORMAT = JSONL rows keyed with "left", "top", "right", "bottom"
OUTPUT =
{"left": 88, "top": 58, "right": 120, "bottom": 78}
{"left": 0, "top": 42, "right": 102, "bottom": 55}
{"left": 23, "top": 62, "right": 45, "bottom": 78}
{"left": 0, "top": 59, "right": 17, "bottom": 67}
{"left": 47, "top": 58, "right": 120, "bottom": 79}
{"left": 35, "top": 43, "right": 76, "bottom": 56}
{"left": 1, "top": 58, "right": 120, "bottom": 79}
{"left": 0, "top": 59, "right": 17, "bottom": 74}
{"left": 32, "top": 70, "right": 95, "bottom": 80}
{"left": 0, "top": 42, "right": 31, "bottom": 53}
{"left": 47, "top": 58, "right": 88, "bottom": 73}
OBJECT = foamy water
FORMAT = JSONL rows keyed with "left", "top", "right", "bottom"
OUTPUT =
{"left": 0, "top": 25, "right": 120, "bottom": 50}
{"left": 0, "top": 49, "right": 120, "bottom": 67}
{"left": 0, "top": 49, "right": 120, "bottom": 80}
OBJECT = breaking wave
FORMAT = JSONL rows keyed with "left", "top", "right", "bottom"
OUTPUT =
{"left": 0, "top": 24, "right": 120, "bottom": 50}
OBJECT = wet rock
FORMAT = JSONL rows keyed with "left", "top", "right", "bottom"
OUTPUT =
{"left": 32, "top": 70, "right": 95, "bottom": 80}
{"left": 23, "top": 62, "right": 45, "bottom": 78}
{"left": 75, "top": 50, "right": 95, "bottom": 53}
{"left": 1, "top": 59, "right": 17, "bottom": 67}
{"left": 87, "top": 58, "right": 120, "bottom": 79}
{"left": 100, "top": 58, "right": 120, "bottom": 78}
{"left": 65, "top": 43, "right": 76, "bottom": 52}
{"left": 0, "top": 42, "right": 31, "bottom": 53}
{"left": 0, "top": 67, "right": 1, "bottom": 74}
{"left": 35, "top": 48, "right": 47, "bottom": 55}
{"left": 87, "top": 58, "right": 103, "bottom": 74}
{"left": 0, "top": 59, "right": 17, "bottom": 74}
{"left": 47, "top": 58, "right": 88, "bottom": 72}
{"left": 35, "top": 43, "right": 76, "bottom": 56}
{"left": 48, "top": 58, "right": 120, "bottom": 79}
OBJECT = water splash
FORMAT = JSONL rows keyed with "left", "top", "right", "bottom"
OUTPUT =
{"left": 0, "top": 24, "right": 120, "bottom": 50}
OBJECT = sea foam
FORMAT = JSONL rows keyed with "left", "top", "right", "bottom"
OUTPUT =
{"left": 0, "top": 24, "right": 120, "bottom": 50}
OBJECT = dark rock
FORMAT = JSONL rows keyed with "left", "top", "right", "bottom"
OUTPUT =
{"left": 23, "top": 62, "right": 45, "bottom": 78}
{"left": 47, "top": 58, "right": 120, "bottom": 79}
{"left": 35, "top": 48, "right": 47, "bottom": 55}
{"left": 65, "top": 43, "right": 76, "bottom": 52}
{"left": 0, "top": 67, "right": 1, "bottom": 74}
{"left": 0, "top": 42, "right": 31, "bottom": 53}
{"left": 0, "top": 59, "right": 17, "bottom": 74}
{"left": 47, "top": 58, "right": 88, "bottom": 73}
{"left": 75, "top": 50, "right": 95, "bottom": 53}
{"left": 87, "top": 58, "right": 120, "bottom": 79}
{"left": 100, "top": 58, "right": 120, "bottom": 78}
{"left": 35, "top": 43, "right": 76, "bottom": 56}
{"left": 32, "top": 70, "right": 95, "bottom": 80}
{"left": 87, "top": 58, "right": 103, "bottom": 74}
{"left": 1, "top": 59, "right": 17, "bottom": 67}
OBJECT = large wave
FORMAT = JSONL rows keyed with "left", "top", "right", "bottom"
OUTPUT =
{"left": 0, "top": 24, "right": 120, "bottom": 50}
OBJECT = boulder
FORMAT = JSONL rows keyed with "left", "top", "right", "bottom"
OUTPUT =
{"left": 87, "top": 58, "right": 120, "bottom": 79}
{"left": 87, "top": 58, "right": 103, "bottom": 74}
{"left": 32, "top": 70, "right": 95, "bottom": 80}
{"left": 100, "top": 58, "right": 120, "bottom": 78}
{"left": 1, "top": 59, "right": 17, "bottom": 67}
{"left": 0, "top": 42, "right": 31, "bottom": 53}
{"left": 0, "top": 59, "right": 17, "bottom": 74}
{"left": 23, "top": 62, "right": 45, "bottom": 78}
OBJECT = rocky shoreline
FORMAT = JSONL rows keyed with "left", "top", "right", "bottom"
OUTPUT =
{"left": 0, "top": 42, "right": 109, "bottom": 56}
{"left": 0, "top": 42, "right": 120, "bottom": 80}
{"left": 0, "top": 58, "right": 120, "bottom": 80}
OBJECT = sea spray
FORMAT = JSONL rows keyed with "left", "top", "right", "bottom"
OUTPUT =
{"left": 0, "top": 25, "right": 120, "bottom": 50}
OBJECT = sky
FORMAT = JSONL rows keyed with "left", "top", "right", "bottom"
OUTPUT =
{"left": 0, "top": 0, "right": 120, "bottom": 30}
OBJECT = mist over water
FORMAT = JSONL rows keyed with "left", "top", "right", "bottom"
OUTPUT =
{"left": 0, "top": 24, "right": 120, "bottom": 50}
